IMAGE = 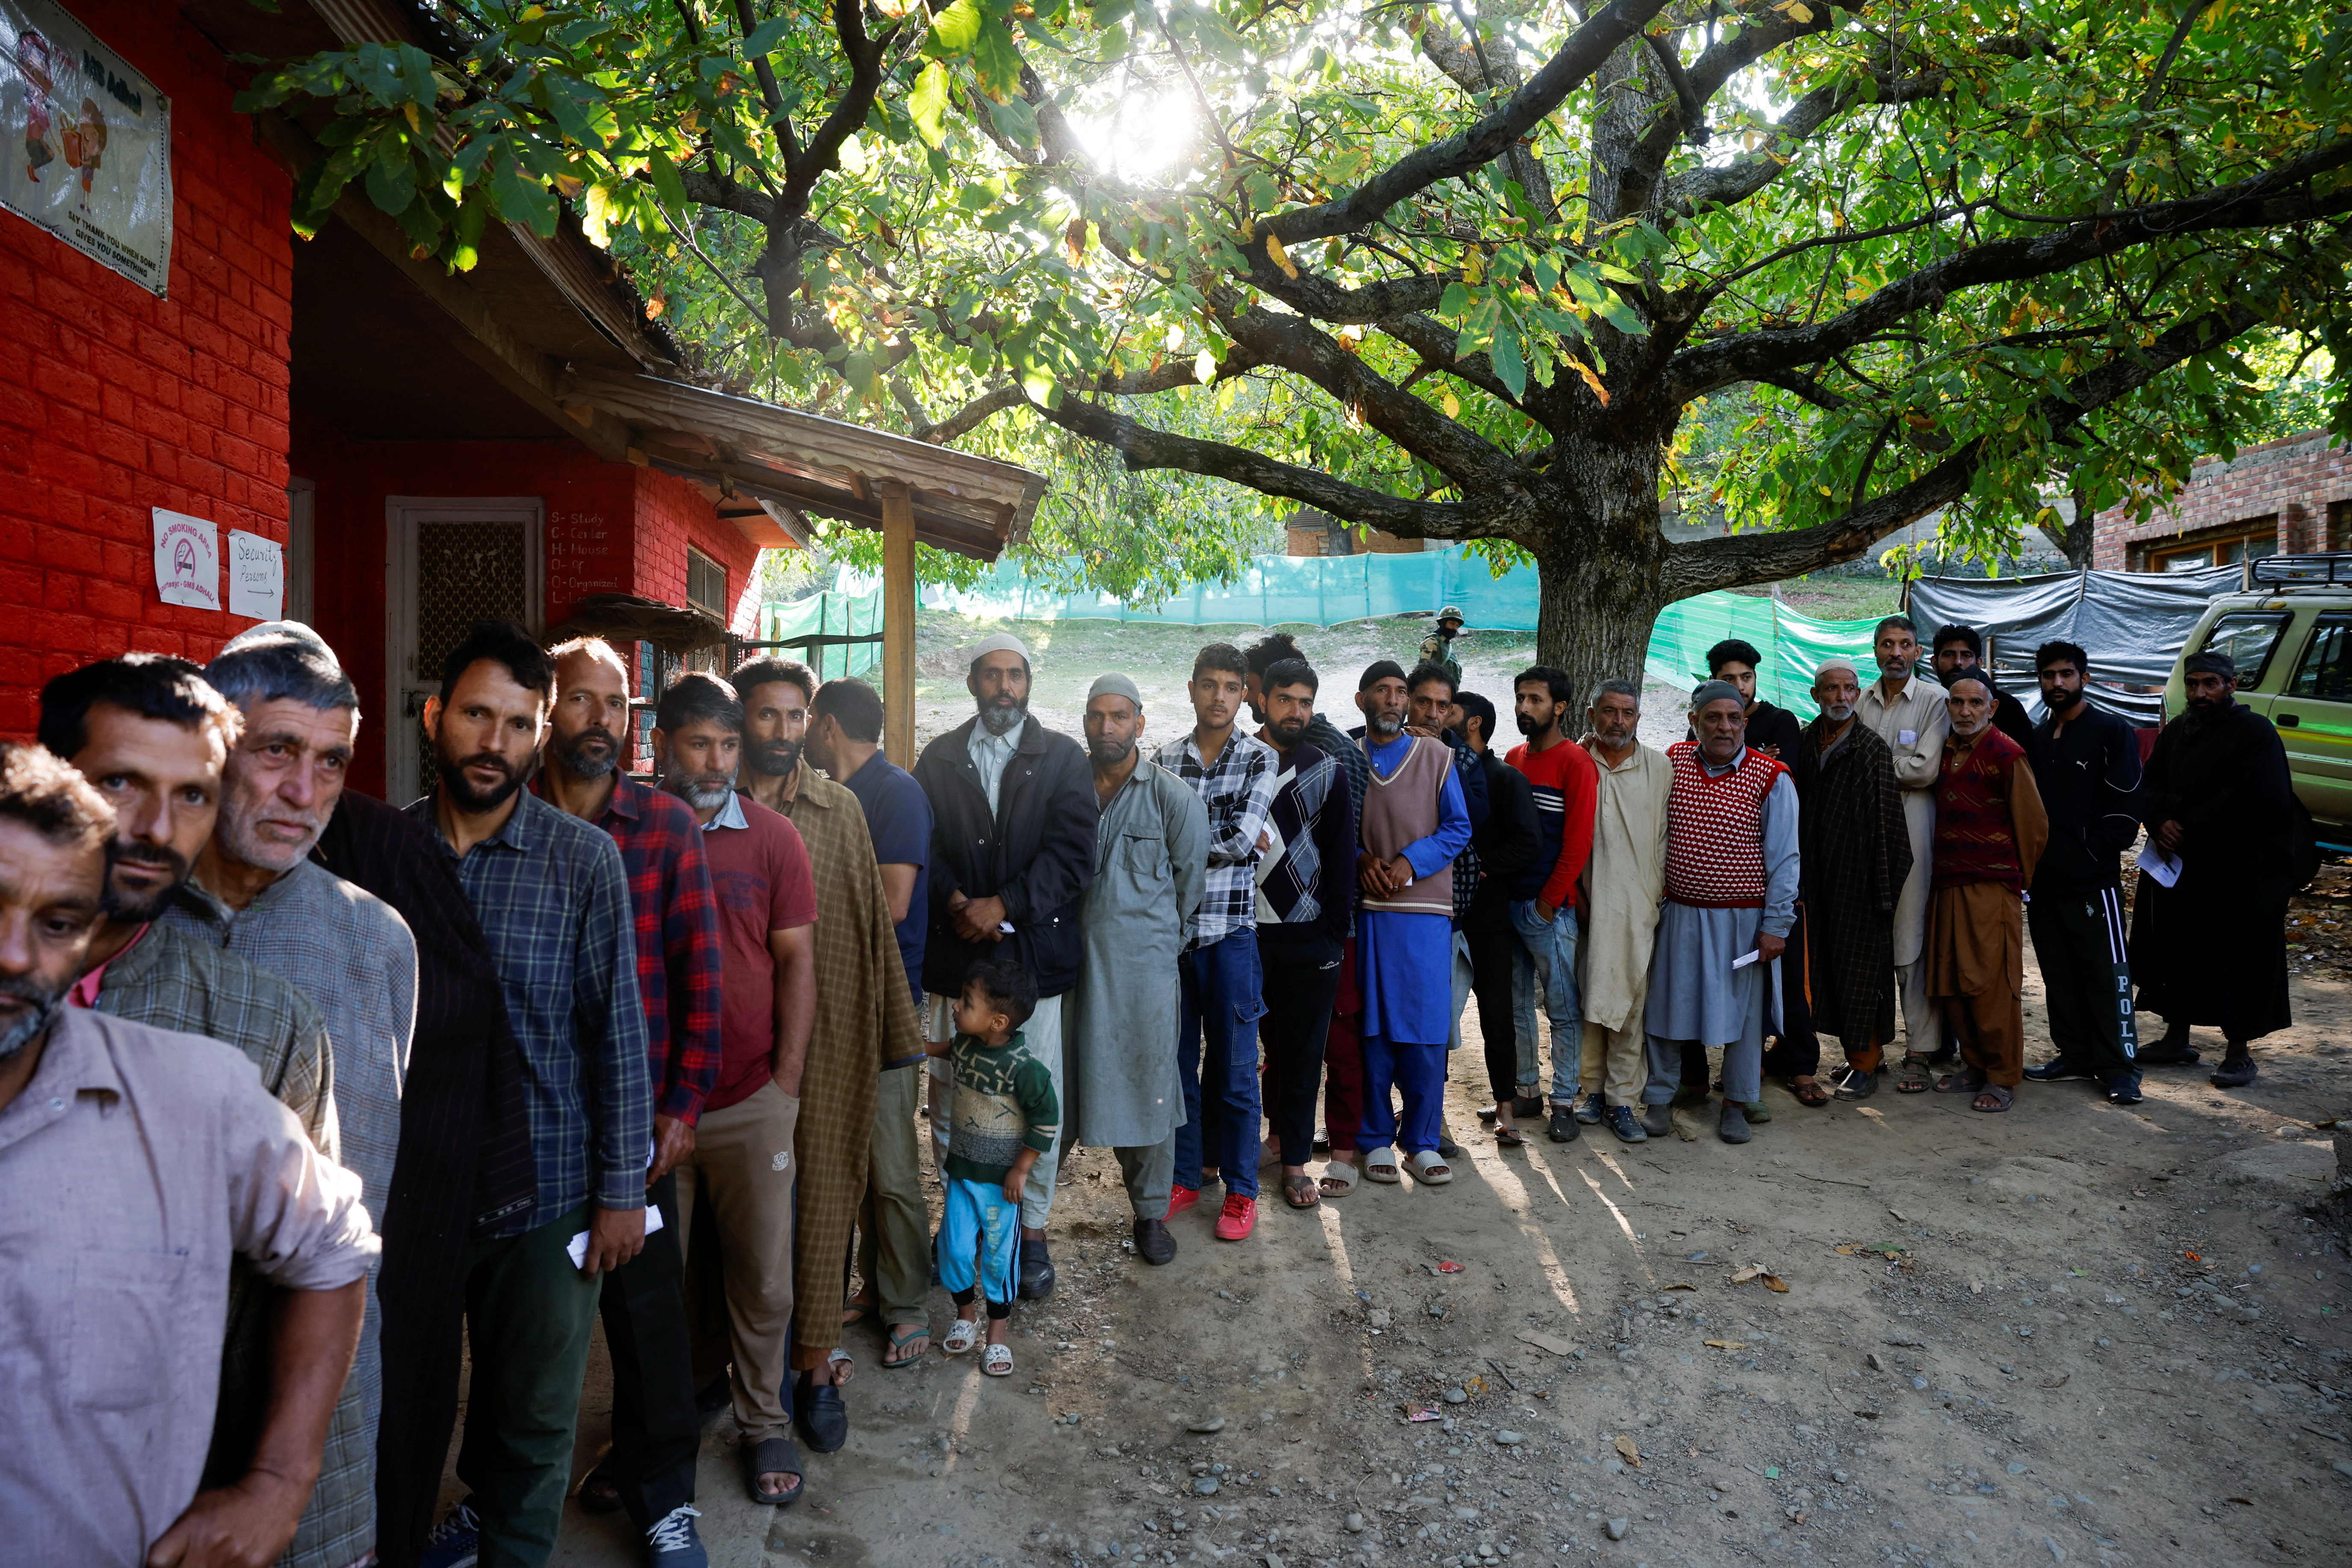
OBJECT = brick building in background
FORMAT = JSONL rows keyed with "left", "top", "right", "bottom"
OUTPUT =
{"left": 2092, "top": 429, "right": 2352, "bottom": 573}
{"left": 0, "top": 0, "right": 783, "bottom": 797}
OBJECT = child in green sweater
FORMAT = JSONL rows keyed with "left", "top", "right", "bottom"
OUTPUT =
{"left": 926, "top": 958, "right": 1060, "bottom": 1376}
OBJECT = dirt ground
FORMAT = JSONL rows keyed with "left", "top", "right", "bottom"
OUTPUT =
{"left": 493, "top": 637, "right": 2352, "bottom": 1568}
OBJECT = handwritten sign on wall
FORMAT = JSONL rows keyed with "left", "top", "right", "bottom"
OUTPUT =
{"left": 226, "top": 529, "right": 282, "bottom": 620}
{"left": 547, "top": 510, "right": 624, "bottom": 620}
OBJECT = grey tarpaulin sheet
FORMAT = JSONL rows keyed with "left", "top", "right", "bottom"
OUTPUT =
{"left": 1908, "top": 564, "right": 2245, "bottom": 726}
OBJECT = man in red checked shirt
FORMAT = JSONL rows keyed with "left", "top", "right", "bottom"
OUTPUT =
{"left": 536, "top": 637, "right": 722, "bottom": 1559}
{"left": 1506, "top": 665, "right": 1601, "bottom": 1144}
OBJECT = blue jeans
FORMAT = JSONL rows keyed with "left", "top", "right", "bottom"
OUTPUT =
{"left": 1175, "top": 929, "right": 1268, "bottom": 1200}
{"left": 1510, "top": 901, "right": 1583, "bottom": 1103}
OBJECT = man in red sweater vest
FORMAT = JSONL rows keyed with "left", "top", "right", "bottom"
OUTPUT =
{"left": 1924, "top": 673, "right": 2048, "bottom": 1113}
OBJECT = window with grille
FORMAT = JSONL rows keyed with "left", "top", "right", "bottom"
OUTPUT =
{"left": 686, "top": 546, "right": 727, "bottom": 618}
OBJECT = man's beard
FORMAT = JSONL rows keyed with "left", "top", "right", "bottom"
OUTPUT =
{"left": 744, "top": 737, "right": 802, "bottom": 778}
{"left": 216, "top": 801, "right": 329, "bottom": 874}
{"left": 100, "top": 838, "right": 189, "bottom": 922}
{"left": 977, "top": 697, "right": 1028, "bottom": 737}
{"left": 1513, "top": 711, "right": 1546, "bottom": 737}
{"left": 668, "top": 769, "right": 737, "bottom": 812}
{"left": 436, "top": 749, "right": 526, "bottom": 814}
{"left": 1266, "top": 714, "right": 1309, "bottom": 749}
{"left": 1365, "top": 710, "right": 1404, "bottom": 739}
{"left": 0, "top": 972, "right": 67, "bottom": 1062}
{"left": 1087, "top": 734, "right": 1136, "bottom": 767}
{"left": 553, "top": 725, "right": 618, "bottom": 780}
{"left": 1594, "top": 725, "right": 1634, "bottom": 747}
{"left": 1878, "top": 658, "right": 1912, "bottom": 679}
{"left": 2186, "top": 694, "right": 2232, "bottom": 725}
{"left": 1821, "top": 701, "right": 1855, "bottom": 723}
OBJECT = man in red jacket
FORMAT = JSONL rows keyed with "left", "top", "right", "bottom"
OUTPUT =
{"left": 1506, "top": 665, "right": 1600, "bottom": 1143}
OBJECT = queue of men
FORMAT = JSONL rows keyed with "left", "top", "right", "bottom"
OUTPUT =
{"left": 0, "top": 605, "right": 2305, "bottom": 1568}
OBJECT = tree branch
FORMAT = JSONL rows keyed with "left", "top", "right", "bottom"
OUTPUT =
{"left": 1263, "top": 0, "right": 1671, "bottom": 246}
{"left": 1664, "top": 136, "right": 2352, "bottom": 401}
{"left": 917, "top": 383, "right": 1027, "bottom": 444}
{"left": 1661, "top": 299, "right": 2266, "bottom": 597}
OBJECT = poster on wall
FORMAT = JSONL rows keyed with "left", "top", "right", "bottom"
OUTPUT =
{"left": 0, "top": 0, "right": 171, "bottom": 295}
{"left": 226, "top": 529, "right": 282, "bottom": 620}
{"left": 152, "top": 507, "right": 217, "bottom": 610}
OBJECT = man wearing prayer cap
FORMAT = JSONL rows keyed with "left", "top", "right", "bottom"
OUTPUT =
{"left": 913, "top": 628, "right": 1096, "bottom": 1297}
{"left": 1639, "top": 680, "right": 1799, "bottom": 1145}
{"left": 1767, "top": 657, "right": 1911, "bottom": 1104}
{"left": 2128, "top": 645, "right": 2297, "bottom": 1087}
{"left": 1061, "top": 673, "right": 1208, "bottom": 1264}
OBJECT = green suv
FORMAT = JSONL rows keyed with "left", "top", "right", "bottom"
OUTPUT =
{"left": 2169, "top": 555, "right": 2352, "bottom": 830}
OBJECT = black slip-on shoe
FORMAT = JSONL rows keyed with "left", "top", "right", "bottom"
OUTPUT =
{"left": 792, "top": 1376, "right": 848, "bottom": 1454}
{"left": 1639, "top": 1102, "right": 1673, "bottom": 1138}
{"left": 1132, "top": 1217, "right": 1177, "bottom": 1266}
{"left": 1547, "top": 1104, "right": 1580, "bottom": 1143}
{"left": 1832, "top": 1067, "right": 1878, "bottom": 1101}
{"left": 1017, "top": 1236, "right": 1056, "bottom": 1299}
{"left": 2209, "top": 1054, "right": 2258, "bottom": 1089}
{"left": 1718, "top": 1102, "right": 1753, "bottom": 1145}
{"left": 2024, "top": 1057, "right": 2096, "bottom": 1082}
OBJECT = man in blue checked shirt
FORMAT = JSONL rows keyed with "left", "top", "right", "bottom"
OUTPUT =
{"left": 1156, "top": 643, "right": 1282, "bottom": 1243}
{"left": 407, "top": 619, "right": 657, "bottom": 1568}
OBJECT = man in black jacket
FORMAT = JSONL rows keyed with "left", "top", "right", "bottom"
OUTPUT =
{"left": 2127, "top": 648, "right": 2297, "bottom": 1090}
{"left": 2020, "top": 641, "right": 2148, "bottom": 1104}
{"left": 913, "top": 632, "right": 1097, "bottom": 1296}
{"left": 1932, "top": 624, "right": 2035, "bottom": 751}
{"left": 1456, "top": 692, "right": 1543, "bottom": 1144}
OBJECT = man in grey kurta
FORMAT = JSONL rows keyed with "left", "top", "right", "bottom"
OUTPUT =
{"left": 167, "top": 628, "right": 417, "bottom": 1568}
{"left": 1062, "top": 673, "right": 1208, "bottom": 1265}
{"left": 1642, "top": 682, "right": 1799, "bottom": 1146}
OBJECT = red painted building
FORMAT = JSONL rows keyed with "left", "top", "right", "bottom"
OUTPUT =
{"left": 1, "top": 0, "right": 775, "bottom": 797}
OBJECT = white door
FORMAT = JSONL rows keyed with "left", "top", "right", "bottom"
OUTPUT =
{"left": 384, "top": 497, "right": 544, "bottom": 802}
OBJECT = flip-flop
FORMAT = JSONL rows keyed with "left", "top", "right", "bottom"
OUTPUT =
{"left": 1407, "top": 1149, "right": 1453, "bottom": 1186}
{"left": 881, "top": 1324, "right": 929, "bottom": 1370}
{"left": 1789, "top": 1077, "right": 1830, "bottom": 1107}
{"left": 743, "top": 1435, "right": 804, "bottom": 1506}
{"left": 1282, "top": 1171, "right": 1321, "bottom": 1209}
{"left": 1318, "top": 1160, "right": 1358, "bottom": 1197}
{"left": 1494, "top": 1123, "right": 1526, "bottom": 1147}
{"left": 981, "top": 1343, "right": 1014, "bottom": 1378}
{"left": 840, "top": 1299, "right": 878, "bottom": 1330}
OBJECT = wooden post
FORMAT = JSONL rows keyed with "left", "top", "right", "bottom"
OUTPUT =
{"left": 879, "top": 478, "right": 917, "bottom": 767}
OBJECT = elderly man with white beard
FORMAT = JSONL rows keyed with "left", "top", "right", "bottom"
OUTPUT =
{"left": 171, "top": 626, "right": 418, "bottom": 1568}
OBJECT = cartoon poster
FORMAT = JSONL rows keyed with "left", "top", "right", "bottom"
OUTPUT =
{"left": 0, "top": 0, "right": 171, "bottom": 295}
{"left": 153, "top": 507, "right": 218, "bottom": 610}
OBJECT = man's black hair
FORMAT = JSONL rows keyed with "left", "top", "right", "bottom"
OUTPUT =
{"left": 731, "top": 656, "right": 815, "bottom": 704}
{"left": 1358, "top": 659, "right": 1408, "bottom": 693}
{"left": 1245, "top": 632, "right": 1304, "bottom": 679}
{"left": 1193, "top": 642, "right": 1249, "bottom": 683}
{"left": 656, "top": 671, "right": 743, "bottom": 733}
{"left": 438, "top": 618, "right": 553, "bottom": 705}
{"left": 1705, "top": 638, "right": 1764, "bottom": 675}
{"left": 38, "top": 653, "right": 238, "bottom": 760}
{"left": 206, "top": 636, "right": 360, "bottom": 715}
{"left": 2034, "top": 640, "right": 2090, "bottom": 676}
{"left": 962, "top": 956, "right": 1039, "bottom": 1030}
{"left": 1262, "top": 656, "right": 1318, "bottom": 697}
{"left": 1456, "top": 691, "right": 1497, "bottom": 748}
{"left": 1406, "top": 660, "right": 1457, "bottom": 698}
{"left": 1874, "top": 614, "right": 1919, "bottom": 640}
{"left": 1513, "top": 663, "right": 1574, "bottom": 708}
{"left": 1932, "top": 623, "right": 1983, "bottom": 658}
{"left": 811, "top": 677, "right": 884, "bottom": 744}
{"left": 0, "top": 740, "right": 112, "bottom": 848}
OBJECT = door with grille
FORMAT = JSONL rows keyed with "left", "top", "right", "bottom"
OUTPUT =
{"left": 386, "top": 499, "right": 544, "bottom": 801}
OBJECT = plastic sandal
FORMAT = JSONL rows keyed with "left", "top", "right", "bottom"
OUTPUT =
{"left": 1318, "top": 1160, "right": 1358, "bottom": 1197}
{"left": 1934, "top": 1068, "right": 1987, "bottom": 1096}
{"left": 941, "top": 1318, "right": 980, "bottom": 1355}
{"left": 1362, "top": 1147, "right": 1402, "bottom": 1184}
{"left": 1894, "top": 1056, "right": 1933, "bottom": 1093}
{"left": 1790, "top": 1076, "right": 1831, "bottom": 1107}
{"left": 742, "top": 1436, "right": 804, "bottom": 1506}
{"left": 981, "top": 1343, "right": 1014, "bottom": 1378}
{"left": 1407, "top": 1149, "right": 1453, "bottom": 1185}
{"left": 1494, "top": 1123, "right": 1526, "bottom": 1147}
{"left": 1971, "top": 1083, "right": 2015, "bottom": 1113}
{"left": 1281, "top": 1171, "right": 1320, "bottom": 1209}
{"left": 881, "top": 1324, "right": 929, "bottom": 1369}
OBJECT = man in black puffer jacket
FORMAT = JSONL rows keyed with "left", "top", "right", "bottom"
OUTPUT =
{"left": 913, "top": 632, "right": 1097, "bottom": 1296}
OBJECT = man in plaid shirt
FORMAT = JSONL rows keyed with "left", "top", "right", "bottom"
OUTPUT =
{"left": 535, "top": 638, "right": 721, "bottom": 1558}
{"left": 408, "top": 620, "right": 657, "bottom": 1568}
{"left": 1155, "top": 643, "right": 1282, "bottom": 1242}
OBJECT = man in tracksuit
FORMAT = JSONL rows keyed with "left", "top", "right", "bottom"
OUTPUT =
{"left": 2021, "top": 640, "right": 2147, "bottom": 1104}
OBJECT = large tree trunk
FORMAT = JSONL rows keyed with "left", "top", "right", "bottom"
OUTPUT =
{"left": 1528, "top": 430, "right": 1670, "bottom": 708}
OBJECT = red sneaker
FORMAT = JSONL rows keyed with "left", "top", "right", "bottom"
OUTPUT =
{"left": 1214, "top": 1193, "right": 1256, "bottom": 1241}
{"left": 1166, "top": 1184, "right": 1201, "bottom": 1220}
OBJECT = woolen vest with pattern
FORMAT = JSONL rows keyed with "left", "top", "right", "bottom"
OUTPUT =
{"left": 1662, "top": 740, "right": 1786, "bottom": 909}
{"left": 1359, "top": 734, "right": 1456, "bottom": 917}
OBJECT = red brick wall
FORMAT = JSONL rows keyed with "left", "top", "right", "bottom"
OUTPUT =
{"left": 2091, "top": 431, "right": 2352, "bottom": 570}
{"left": 632, "top": 468, "right": 760, "bottom": 635}
{"left": 0, "top": 0, "right": 292, "bottom": 735}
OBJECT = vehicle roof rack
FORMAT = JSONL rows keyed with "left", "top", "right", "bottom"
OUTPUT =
{"left": 2251, "top": 553, "right": 2352, "bottom": 587}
